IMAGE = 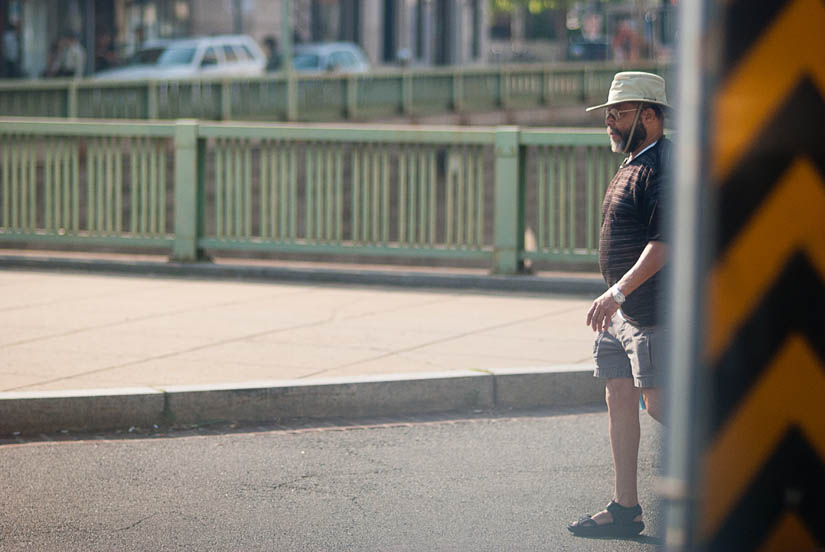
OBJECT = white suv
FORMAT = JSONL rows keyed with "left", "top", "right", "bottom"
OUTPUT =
{"left": 94, "top": 35, "right": 266, "bottom": 80}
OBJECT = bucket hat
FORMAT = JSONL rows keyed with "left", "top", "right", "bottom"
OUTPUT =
{"left": 585, "top": 71, "right": 671, "bottom": 112}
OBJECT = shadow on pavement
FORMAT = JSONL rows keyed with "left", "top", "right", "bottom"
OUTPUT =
{"left": 0, "top": 404, "right": 607, "bottom": 446}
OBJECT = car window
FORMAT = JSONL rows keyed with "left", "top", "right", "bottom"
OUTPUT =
{"left": 130, "top": 47, "right": 165, "bottom": 65}
{"left": 201, "top": 47, "right": 218, "bottom": 66}
{"left": 293, "top": 53, "right": 320, "bottom": 69}
{"left": 235, "top": 45, "right": 253, "bottom": 61}
{"left": 222, "top": 45, "right": 238, "bottom": 63}
{"left": 157, "top": 47, "right": 197, "bottom": 66}
{"left": 330, "top": 51, "right": 358, "bottom": 68}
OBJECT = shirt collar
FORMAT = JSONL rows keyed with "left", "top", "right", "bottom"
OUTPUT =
{"left": 625, "top": 139, "right": 659, "bottom": 164}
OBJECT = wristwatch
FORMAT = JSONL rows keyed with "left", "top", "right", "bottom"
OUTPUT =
{"left": 610, "top": 284, "right": 626, "bottom": 305}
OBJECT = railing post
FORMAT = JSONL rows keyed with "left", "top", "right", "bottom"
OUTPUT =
{"left": 493, "top": 126, "right": 524, "bottom": 274}
{"left": 172, "top": 119, "right": 202, "bottom": 262}
{"left": 221, "top": 81, "right": 232, "bottom": 121}
{"left": 196, "top": 131, "right": 208, "bottom": 249}
{"left": 286, "top": 72, "right": 298, "bottom": 121}
{"left": 499, "top": 68, "right": 509, "bottom": 109}
{"left": 346, "top": 75, "right": 358, "bottom": 120}
{"left": 67, "top": 82, "right": 78, "bottom": 118}
{"left": 452, "top": 70, "right": 463, "bottom": 113}
{"left": 540, "top": 67, "right": 549, "bottom": 106}
{"left": 147, "top": 81, "right": 159, "bottom": 119}
{"left": 402, "top": 70, "right": 413, "bottom": 116}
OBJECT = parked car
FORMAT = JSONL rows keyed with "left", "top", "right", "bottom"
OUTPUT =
{"left": 291, "top": 42, "right": 370, "bottom": 74}
{"left": 94, "top": 35, "right": 266, "bottom": 80}
{"left": 567, "top": 38, "right": 611, "bottom": 61}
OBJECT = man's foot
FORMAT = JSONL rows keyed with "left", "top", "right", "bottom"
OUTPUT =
{"left": 567, "top": 500, "right": 644, "bottom": 537}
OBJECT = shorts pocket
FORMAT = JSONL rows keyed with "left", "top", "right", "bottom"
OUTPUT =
{"left": 648, "top": 328, "right": 670, "bottom": 369}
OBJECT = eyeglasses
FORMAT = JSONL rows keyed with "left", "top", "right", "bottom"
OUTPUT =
{"left": 604, "top": 107, "right": 638, "bottom": 122}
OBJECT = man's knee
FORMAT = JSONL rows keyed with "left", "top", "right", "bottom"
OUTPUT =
{"left": 641, "top": 388, "right": 666, "bottom": 423}
{"left": 605, "top": 378, "right": 640, "bottom": 409}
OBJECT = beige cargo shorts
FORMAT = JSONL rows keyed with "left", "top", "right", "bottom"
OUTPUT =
{"left": 593, "top": 311, "right": 668, "bottom": 388}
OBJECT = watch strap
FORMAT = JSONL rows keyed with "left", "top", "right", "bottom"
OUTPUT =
{"left": 610, "top": 284, "right": 626, "bottom": 304}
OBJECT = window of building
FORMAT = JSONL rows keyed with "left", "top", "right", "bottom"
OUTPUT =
{"left": 490, "top": 12, "right": 511, "bottom": 40}
{"left": 525, "top": 9, "right": 560, "bottom": 40}
{"left": 312, "top": 0, "right": 341, "bottom": 42}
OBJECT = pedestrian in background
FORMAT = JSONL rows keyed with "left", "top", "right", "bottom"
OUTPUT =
{"left": 51, "top": 32, "right": 86, "bottom": 79}
{"left": 567, "top": 71, "right": 672, "bottom": 538}
{"left": 94, "top": 30, "right": 118, "bottom": 73}
{"left": 2, "top": 21, "right": 21, "bottom": 78}
{"left": 263, "top": 35, "right": 280, "bottom": 72}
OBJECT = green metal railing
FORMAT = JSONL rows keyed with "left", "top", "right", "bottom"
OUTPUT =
{"left": 0, "top": 62, "right": 670, "bottom": 122}
{"left": 521, "top": 129, "right": 623, "bottom": 262}
{"left": 193, "top": 123, "right": 501, "bottom": 265}
{"left": 0, "top": 117, "right": 622, "bottom": 272}
{"left": 0, "top": 120, "right": 176, "bottom": 251}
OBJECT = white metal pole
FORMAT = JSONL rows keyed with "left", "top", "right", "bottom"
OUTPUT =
{"left": 662, "top": 0, "right": 713, "bottom": 549}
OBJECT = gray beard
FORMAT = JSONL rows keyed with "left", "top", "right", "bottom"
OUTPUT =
{"left": 610, "top": 120, "right": 647, "bottom": 154}
{"left": 610, "top": 135, "right": 626, "bottom": 153}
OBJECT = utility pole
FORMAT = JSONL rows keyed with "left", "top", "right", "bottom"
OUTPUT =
{"left": 662, "top": 0, "right": 708, "bottom": 547}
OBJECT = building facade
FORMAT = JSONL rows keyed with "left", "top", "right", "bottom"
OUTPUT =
{"left": 1, "top": 0, "right": 487, "bottom": 80}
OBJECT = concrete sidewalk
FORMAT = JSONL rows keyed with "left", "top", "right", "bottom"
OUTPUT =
{"left": 0, "top": 256, "right": 607, "bottom": 434}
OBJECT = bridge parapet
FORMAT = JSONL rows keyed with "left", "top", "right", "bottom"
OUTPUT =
{"left": 0, "top": 118, "right": 626, "bottom": 273}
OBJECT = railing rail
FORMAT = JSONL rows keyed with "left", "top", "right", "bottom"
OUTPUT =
{"left": 0, "top": 62, "right": 671, "bottom": 123}
{"left": 0, "top": 117, "right": 623, "bottom": 273}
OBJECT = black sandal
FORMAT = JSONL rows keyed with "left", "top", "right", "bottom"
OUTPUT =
{"left": 567, "top": 500, "right": 644, "bottom": 537}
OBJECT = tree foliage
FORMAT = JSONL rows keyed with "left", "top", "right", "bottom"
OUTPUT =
{"left": 491, "top": 0, "right": 622, "bottom": 15}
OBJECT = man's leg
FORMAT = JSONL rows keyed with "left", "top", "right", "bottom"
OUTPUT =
{"left": 641, "top": 387, "right": 666, "bottom": 425}
{"left": 579, "top": 316, "right": 644, "bottom": 526}
{"left": 589, "top": 377, "right": 643, "bottom": 525}
{"left": 640, "top": 324, "right": 669, "bottom": 425}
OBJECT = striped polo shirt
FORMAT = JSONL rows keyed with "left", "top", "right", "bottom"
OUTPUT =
{"left": 598, "top": 137, "right": 672, "bottom": 328}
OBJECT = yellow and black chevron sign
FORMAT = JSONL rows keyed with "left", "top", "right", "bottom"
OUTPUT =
{"left": 701, "top": 0, "right": 825, "bottom": 549}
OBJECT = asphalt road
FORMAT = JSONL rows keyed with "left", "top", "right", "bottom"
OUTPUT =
{"left": 0, "top": 407, "right": 665, "bottom": 551}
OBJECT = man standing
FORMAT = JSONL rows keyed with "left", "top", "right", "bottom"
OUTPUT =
{"left": 567, "top": 71, "right": 671, "bottom": 538}
{"left": 53, "top": 33, "right": 86, "bottom": 79}
{"left": 263, "top": 36, "right": 281, "bottom": 72}
{"left": 2, "top": 21, "right": 20, "bottom": 78}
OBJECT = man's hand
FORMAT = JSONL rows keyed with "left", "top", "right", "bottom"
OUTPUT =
{"left": 586, "top": 290, "right": 621, "bottom": 332}
{"left": 587, "top": 241, "right": 668, "bottom": 332}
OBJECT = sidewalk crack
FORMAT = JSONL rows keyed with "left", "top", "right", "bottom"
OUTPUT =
{"left": 115, "top": 513, "right": 158, "bottom": 532}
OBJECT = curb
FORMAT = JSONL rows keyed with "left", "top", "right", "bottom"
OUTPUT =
{"left": 0, "top": 255, "right": 605, "bottom": 295}
{"left": 0, "top": 366, "right": 603, "bottom": 435}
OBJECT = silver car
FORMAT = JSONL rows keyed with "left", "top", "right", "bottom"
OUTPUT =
{"left": 291, "top": 42, "right": 370, "bottom": 74}
{"left": 94, "top": 35, "right": 266, "bottom": 80}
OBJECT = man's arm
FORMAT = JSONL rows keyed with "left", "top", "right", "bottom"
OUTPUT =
{"left": 586, "top": 240, "right": 668, "bottom": 332}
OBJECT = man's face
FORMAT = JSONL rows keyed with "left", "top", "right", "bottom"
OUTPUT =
{"left": 605, "top": 102, "right": 646, "bottom": 153}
